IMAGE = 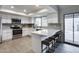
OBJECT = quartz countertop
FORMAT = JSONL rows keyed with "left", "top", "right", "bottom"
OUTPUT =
{"left": 32, "top": 29, "right": 60, "bottom": 37}
{"left": 32, "top": 29, "right": 48, "bottom": 36}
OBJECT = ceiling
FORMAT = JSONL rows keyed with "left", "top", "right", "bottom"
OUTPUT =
{"left": 0, "top": 5, "right": 57, "bottom": 17}
{"left": 59, "top": 5, "right": 79, "bottom": 11}
{"left": 1, "top": 5, "right": 45, "bottom": 14}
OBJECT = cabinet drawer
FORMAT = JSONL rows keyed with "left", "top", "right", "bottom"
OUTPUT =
{"left": 2, "top": 30, "right": 12, "bottom": 40}
{"left": 2, "top": 35, "right": 12, "bottom": 40}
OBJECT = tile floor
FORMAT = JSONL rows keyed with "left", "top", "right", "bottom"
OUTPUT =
{"left": 54, "top": 43, "right": 79, "bottom": 53}
{"left": 0, "top": 36, "right": 34, "bottom": 53}
{"left": 1, "top": 36, "right": 79, "bottom": 53}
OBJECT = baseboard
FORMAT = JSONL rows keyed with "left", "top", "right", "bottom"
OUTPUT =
{"left": 64, "top": 42, "right": 79, "bottom": 47}
{"left": 0, "top": 42, "right": 2, "bottom": 44}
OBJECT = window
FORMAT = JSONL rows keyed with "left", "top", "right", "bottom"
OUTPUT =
{"left": 42, "top": 16, "right": 48, "bottom": 27}
{"left": 34, "top": 16, "right": 48, "bottom": 28}
{"left": 35, "top": 17, "right": 41, "bottom": 27}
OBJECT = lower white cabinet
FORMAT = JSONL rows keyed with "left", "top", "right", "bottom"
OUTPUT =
{"left": 2, "top": 29, "right": 12, "bottom": 41}
{"left": 22, "top": 28, "right": 32, "bottom": 36}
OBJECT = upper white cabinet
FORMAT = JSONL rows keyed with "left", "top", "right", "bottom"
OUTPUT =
{"left": 1, "top": 15, "right": 12, "bottom": 23}
{"left": 21, "top": 17, "right": 33, "bottom": 24}
{"left": 47, "top": 13, "right": 58, "bottom": 23}
{"left": 2, "top": 17, "right": 11, "bottom": 23}
{"left": 2, "top": 18, "right": 11, "bottom": 23}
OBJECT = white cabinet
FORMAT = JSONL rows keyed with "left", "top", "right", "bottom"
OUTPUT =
{"left": 21, "top": 18, "right": 33, "bottom": 24}
{"left": 22, "top": 28, "right": 29, "bottom": 36}
{"left": 1, "top": 15, "right": 11, "bottom": 23}
{"left": 2, "top": 29, "right": 12, "bottom": 41}
{"left": 21, "top": 19, "right": 29, "bottom": 24}
{"left": 47, "top": 13, "right": 58, "bottom": 23}
{"left": 2, "top": 18, "right": 11, "bottom": 23}
{"left": 22, "top": 28, "right": 32, "bottom": 36}
{"left": 28, "top": 28, "right": 32, "bottom": 35}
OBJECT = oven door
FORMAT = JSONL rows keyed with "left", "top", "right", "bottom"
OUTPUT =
{"left": 13, "top": 29, "right": 22, "bottom": 35}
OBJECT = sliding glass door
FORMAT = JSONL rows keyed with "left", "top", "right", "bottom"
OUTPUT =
{"left": 65, "top": 14, "right": 74, "bottom": 43}
{"left": 74, "top": 13, "right": 79, "bottom": 44}
{"left": 65, "top": 13, "right": 79, "bottom": 45}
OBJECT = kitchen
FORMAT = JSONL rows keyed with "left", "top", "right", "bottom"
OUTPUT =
{"left": 0, "top": 5, "right": 79, "bottom": 53}
{"left": 0, "top": 5, "right": 60, "bottom": 53}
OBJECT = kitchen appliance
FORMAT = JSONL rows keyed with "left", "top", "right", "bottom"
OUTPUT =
{"left": 12, "top": 18, "right": 21, "bottom": 24}
{"left": 11, "top": 18, "right": 22, "bottom": 39}
{"left": 12, "top": 27, "right": 22, "bottom": 39}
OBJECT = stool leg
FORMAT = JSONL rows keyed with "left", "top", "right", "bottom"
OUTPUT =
{"left": 46, "top": 46, "right": 50, "bottom": 53}
{"left": 52, "top": 40, "right": 55, "bottom": 51}
{"left": 41, "top": 43, "right": 43, "bottom": 53}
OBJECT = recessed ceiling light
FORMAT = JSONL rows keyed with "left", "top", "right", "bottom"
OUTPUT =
{"left": 11, "top": 6, "right": 14, "bottom": 9}
{"left": 35, "top": 5, "right": 39, "bottom": 7}
{"left": 24, "top": 9, "right": 26, "bottom": 12}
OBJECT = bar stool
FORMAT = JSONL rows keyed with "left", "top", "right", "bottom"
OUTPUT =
{"left": 56, "top": 31, "right": 62, "bottom": 43}
{"left": 48, "top": 31, "right": 59, "bottom": 48}
{"left": 41, "top": 31, "right": 62, "bottom": 53}
{"left": 51, "top": 30, "right": 62, "bottom": 48}
{"left": 49, "top": 35, "right": 57, "bottom": 49}
{"left": 41, "top": 37, "right": 54, "bottom": 53}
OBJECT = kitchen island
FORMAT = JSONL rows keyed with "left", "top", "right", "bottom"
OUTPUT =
{"left": 32, "top": 29, "right": 60, "bottom": 53}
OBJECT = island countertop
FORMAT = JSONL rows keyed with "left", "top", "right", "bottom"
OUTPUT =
{"left": 32, "top": 29, "right": 60, "bottom": 53}
{"left": 32, "top": 29, "right": 48, "bottom": 36}
{"left": 32, "top": 29, "right": 60, "bottom": 37}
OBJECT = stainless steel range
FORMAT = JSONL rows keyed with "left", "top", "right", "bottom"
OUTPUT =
{"left": 11, "top": 18, "right": 22, "bottom": 39}
{"left": 12, "top": 27, "right": 22, "bottom": 39}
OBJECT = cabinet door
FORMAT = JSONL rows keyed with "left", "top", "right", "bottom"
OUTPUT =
{"left": 2, "top": 18, "right": 11, "bottom": 23}
{"left": 2, "top": 30, "right": 12, "bottom": 40}
{"left": 22, "top": 28, "right": 32, "bottom": 36}
{"left": 21, "top": 19, "right": 28, "bottom": 24}
{"left": 22, "top": 30, "right": 29, "bottom": 36}
{"left": 21, "top": 18, "right": 32, "bottom": 24}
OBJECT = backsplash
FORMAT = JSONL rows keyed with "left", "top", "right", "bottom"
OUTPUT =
{"left": 2, "top": 24, "right": 11, "bottom": 30}
{"left": 42, "top": 24, "right": 61, "bottom": 30}
{"left": 48, "top": 24, "right": 61, "bottom": 30}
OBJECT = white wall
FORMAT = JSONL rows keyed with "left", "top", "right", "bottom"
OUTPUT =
{"left": 47, "top": 13, "right": 58, "bottom": 23}
{"left": 50, "top": 5, "right": 58, "bottom": 12}
{"left": 46, "top": 6, "right": 60, "bottom": 32}
{"left": 0, "top": 17, "right": 2, "bottom": 42}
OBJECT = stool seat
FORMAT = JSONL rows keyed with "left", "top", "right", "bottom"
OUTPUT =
{"left": 42, "top": 38, "right": 53, "bottom": 46}
{"left": 49, "top": 37, "right": 55, "bottom": 40}
{"left": 41, "top": 30, "right": 62, "bottom": 53}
